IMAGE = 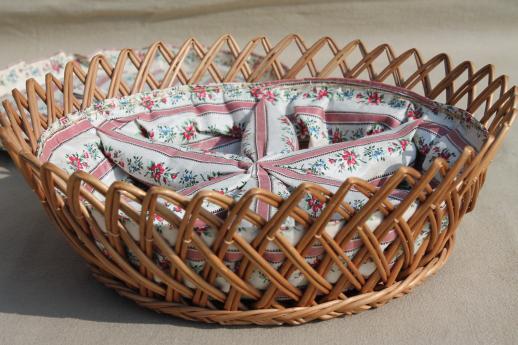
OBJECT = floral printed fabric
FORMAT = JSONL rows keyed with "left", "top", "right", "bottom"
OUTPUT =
{"left": 96, "top": 100, "right": 421, "bottom": 220}
{"left": 0, "top": 45, "right": 274, "bottom": 148}
{"left": 37, "top": 78, "right": 488, "bottom": 293}
{"left": 0, "top": 46, "right": 270, "bottom": 101}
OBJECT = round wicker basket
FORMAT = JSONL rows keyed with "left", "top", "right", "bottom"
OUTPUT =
{"left": 0, "top": 35, "right": 516, "bottom": 326}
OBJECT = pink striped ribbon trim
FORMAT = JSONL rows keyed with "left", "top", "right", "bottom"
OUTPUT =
{"left": 40, "top": 119, "right": 94, "bottom": 161}
{"left": 292, "top": 106, "right": 402, "bottom": 128}
{"left": 97, "top": 121, "right": 244, "bottom": 168}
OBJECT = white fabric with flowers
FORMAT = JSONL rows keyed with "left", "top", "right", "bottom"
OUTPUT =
{"left": 0, "top": 46, "right": 272, "bottom": 149}
{"left": 36, "top": 78, "right": 488, "bottom": 293}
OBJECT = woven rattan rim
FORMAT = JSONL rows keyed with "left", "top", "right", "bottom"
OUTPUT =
{"left": 0, "top": 35, "right": 516, "bottom": 326}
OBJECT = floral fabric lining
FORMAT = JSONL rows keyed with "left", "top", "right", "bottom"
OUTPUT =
{"left": 36, "top": 78, "right": 487, "bottom": 293}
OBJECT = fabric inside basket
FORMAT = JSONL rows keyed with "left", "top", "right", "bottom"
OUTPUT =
{"left": 0, "top": 46, "right": 276, "bottom": 149}
{"left": 0, "top": 47, "right": 275, "bottom": 109}
{"left": 37, "top": 78, "right": 488, "bottom": 293}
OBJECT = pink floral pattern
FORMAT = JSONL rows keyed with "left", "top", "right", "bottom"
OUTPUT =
{"left": 182, "top": 122, "right": 197, "bottom": 142}
{"left": 145, "top": 162, "right": 179, "bottom": 184}
{"left": 66, "top": 152, "right": 89, "bottom": 171}
{"left": 192, "top": 85, "right": 220, "bottom": 100}
{"left": 356, "top": 90, "right": 384, "bottom": 105}
{"left": 140, "top": 95, "right": 155, "bottom": 110}
{"left": 305, "top": 194, "right": 324, "bottom": 217}
{"left": 329, "top": 149, "right": 364, "bottom": 172}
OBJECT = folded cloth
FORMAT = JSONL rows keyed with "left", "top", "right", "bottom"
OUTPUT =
{"left": 36, "top": 78, "right": 488, "bottom": 292}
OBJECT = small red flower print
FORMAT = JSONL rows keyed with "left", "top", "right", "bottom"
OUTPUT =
{"left": 463, "top": 113, "right": 473, "bottom": 124}
{"left": 66, "top": 154, "right": 89, "bottom": 171}
{"left": 68, "top": 156, "right": 83, "bottom": 170}
{"left": 330, "top": 149, "right": 363, "bottom": 172}
{"left": 284, "top": 137, "right": 296, "bottom": 151}
{"left": 148, "top": 162, "right": 166, "bottom": 183}
{"left": 433, "top": 147, "right": 456, "bottom": 162}
{"left": 388, "top": 139, "right": 410, "bottom": 155}
{"left": 367, "top": 92, "right": 382, "bottom": 105}
{"left": 400, "top": 139, "right": 409, "bottom": 151}
{"left": 305, "top": 195, "right": 324, "bottom": 216}
{"left": 406, "top": 107, "right": 423, "bottom": 119}
{"left": 182, "top": 123, "right": 197, "bottom": 141}
{"left": 419, "top": 144, "right": 430, "bottom": 155}
{"left": 93, "top": 101, "right": 115, "bottom": 115}
{"left": 297, "top": 119, "right": 309, "bottom": 138}
{"left": 316, "top": 89, "right": 329, "bottom": 100}
{"left": 341, "top": 150, "right": 358, "bottom": 167}
{"left": 310, "top": 257, "right": 322, "bottom": 268}
{"left": 193, "top": 86, "right": 207, "bottom": 99}
{"left": 331, "top": 129, "right": 343, "bottom": 143}
{"left": 141, "top": 96, "right": 155, "bottom": 110}
{"left": 262, "top": 90, "right": 277, "bottom": 103}
{"left": 229, "top": 124, "right": 243, "bottom": 138}
{"left": 367, "top": 126, "right": 384, "bottom": 136}
{"left": 50, "top": 60, "right": 63, "bottom": 72}
{"left": 250, "top": 86, "right": 262, "bottom": 98}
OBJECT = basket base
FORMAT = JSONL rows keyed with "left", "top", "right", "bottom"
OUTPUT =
{"left": 89, "top": 238, "right": 453, "bottom": 326}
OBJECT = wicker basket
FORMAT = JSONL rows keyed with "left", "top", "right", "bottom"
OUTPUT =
{"left": 0, "top": 35, "right": 516, "bottom": 326}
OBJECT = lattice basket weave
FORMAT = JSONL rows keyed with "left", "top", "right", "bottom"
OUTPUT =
{"left": 0, "top": 35, "right": 516, "bottom": 326}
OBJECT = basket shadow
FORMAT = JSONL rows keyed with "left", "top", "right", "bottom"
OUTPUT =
{"left": 0, "top": 152, "right": 266, "bottom": 329}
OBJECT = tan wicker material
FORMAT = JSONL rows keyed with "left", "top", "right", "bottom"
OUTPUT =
{"left": 0, "top": 35, "right": 516, "bottom": 326}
